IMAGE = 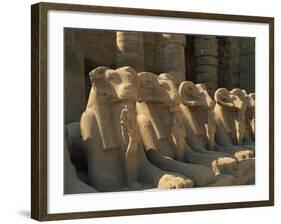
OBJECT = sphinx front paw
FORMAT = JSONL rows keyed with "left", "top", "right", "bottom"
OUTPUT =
{"left": 215, "top": 157, "right": 237, "bottom": 175}
{"left": 157, "top": 174, "right": 194, "bottom": 189}
{"left": 234, "top": 149, "right": 255, "bottom": 161}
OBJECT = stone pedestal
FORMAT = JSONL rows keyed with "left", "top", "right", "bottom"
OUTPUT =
{"left": 193, "top": 36, "right": 219, "bottom": 96}
{"left": 160, "top": 34, "right": 186, "bottom": 85}
{"left": 116, "top": 32, "right": 145, "bottom": 72}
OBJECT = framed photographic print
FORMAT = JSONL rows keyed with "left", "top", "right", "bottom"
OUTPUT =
{"left": 31, "top": 2, "right": 274, "bottom": 221}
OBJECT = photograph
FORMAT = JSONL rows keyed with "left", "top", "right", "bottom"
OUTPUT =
{"left": 63, "top": 28, "right": 256, "bottom": 194}
{"left": 30, "top": 2, "right": 274, "bottom": 221}
{"left": 1, "top": 0, "right": 279, "bottom": 223}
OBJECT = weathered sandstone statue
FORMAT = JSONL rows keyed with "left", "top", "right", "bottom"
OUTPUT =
{"left": 180, "top": 82, "right": 254, "bottom": 161}
{"left": 230, "top": 89, "right": 255, "bottom": 148}
{"left": 79, "top": 66, "right": 193, "bottom": 191}
{"left": 248, "top": 92, "right": 255, "bottom": 139}
{"left": 179, "top": 81, "right": 223, "bottom": 154}
{"left": 160, "top": 76, "right": 253, "bottom": 183}
{"left": 136, "top": 72, "right": 243, "bottom": 186}
{"left": 241, "top": 90, "right": 255, "bottom": 142}
{"left": 195, "top": 83, "right": 217, "bottom": 150}
{"left": 178, "top": 81, "right": 243, "bottom": 161}
{"left": 214, "top": 88, "right": 255, "bottom": 151}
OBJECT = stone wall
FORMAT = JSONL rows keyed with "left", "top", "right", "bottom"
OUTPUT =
{"left": 64, "top": 29, "right": 86, "bottom": 124}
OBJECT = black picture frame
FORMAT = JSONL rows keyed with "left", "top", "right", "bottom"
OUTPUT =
{"left": 31, "top": 2, "right": 274, "bottom": 221}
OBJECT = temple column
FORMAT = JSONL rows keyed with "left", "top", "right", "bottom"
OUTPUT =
{"left": 218, "top": 37, "right": 241, "bottom": 90}
{"left": 240, "top": 38, "right": 255, "bottom": 92}
{"left": 194, "top": 36, "right": 218, "bottom": 96}
{"left": 160, "top": 34, "right": 186, "bottom": 85}
{"left": 193, "top": 36, "right": 219, "bottom": 96}
{"left": 116, "top": 32, "right": 144, "bottom": 72}
{"left": 143, "top": 33, "right": 161, "bottom": 74}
